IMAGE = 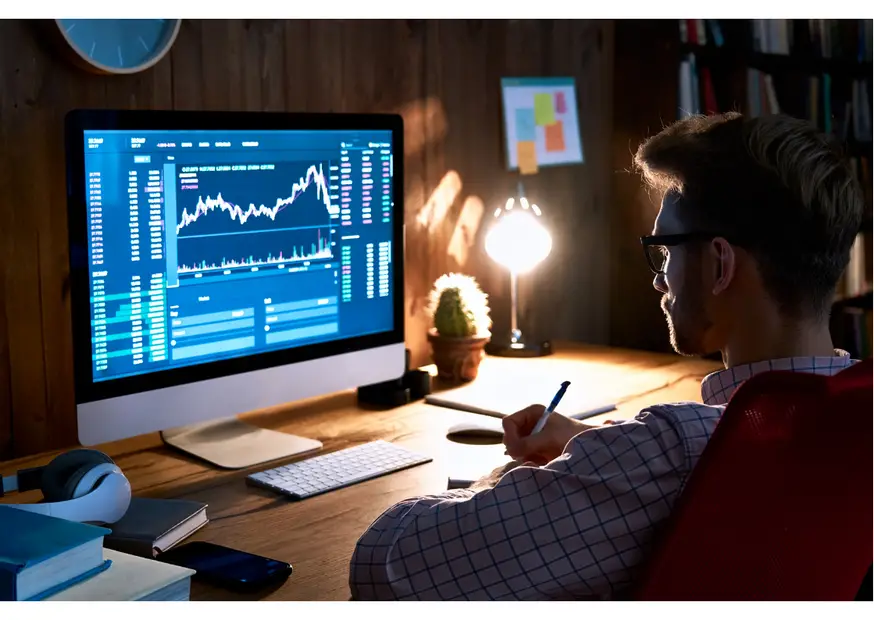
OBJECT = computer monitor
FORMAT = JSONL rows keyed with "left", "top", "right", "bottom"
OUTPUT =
{"left": 65, "top": 110, "right": 405, "bottom": 468}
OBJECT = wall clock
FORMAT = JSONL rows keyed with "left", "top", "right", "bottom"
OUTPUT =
{"left": 54, "top": 19, "right": 181, "bottom": 75}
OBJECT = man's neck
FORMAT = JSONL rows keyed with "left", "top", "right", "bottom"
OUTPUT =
{"left": 721, "top": 316, "right": 836, "bottom": 368}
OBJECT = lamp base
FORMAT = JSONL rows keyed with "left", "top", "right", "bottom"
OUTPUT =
{"left": 485, "top": 339, "right": 553, "bottom": 358}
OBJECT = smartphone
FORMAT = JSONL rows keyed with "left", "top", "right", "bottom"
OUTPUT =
{"left": 157, "top": 541, "right": 292, "bottom": 592}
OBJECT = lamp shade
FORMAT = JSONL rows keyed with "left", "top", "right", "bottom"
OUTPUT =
{"left": 484, "top": 197, "right": 552, "bottom": 274}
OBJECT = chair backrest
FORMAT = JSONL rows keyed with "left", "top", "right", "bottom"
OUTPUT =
{"left": 634, "top": 359, "right": 873, "bottom": 600}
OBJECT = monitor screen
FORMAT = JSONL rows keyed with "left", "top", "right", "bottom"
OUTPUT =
{"left": 75, "top": 123, "right": 398, "bottom": 390}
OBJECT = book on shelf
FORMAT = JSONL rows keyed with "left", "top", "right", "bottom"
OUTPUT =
{"left": 0, "top": 505, "right": 112, "bottom": 601}
{"left": 851, "top": 79, "right": 872, "bottom": 142}
{"left": 680, "top": 19, "right": 718, "bottom": 47}
{"left": 678, "top": 53, "right": 718, "bottom": 118}
{"left": 675, "top": 19, "right": 873, "bottom": 135}
{"left": 679, "top": 57, "right": 693, "bottom": 117}
{"left": 752, "top": 19, "right": 792, "bottom": 55}
{"left": 678, "top": 19, "right": 872, "bottom": 63}
{"left": 707, "top": 20, "right": 724, "bottom": 47}
{"left": 745, "top": 68, "right": 781, "bottom": 117}
{"left": 689, "top": 54, "right": 700, "bottom": 114}
{"left": 701, "top": 66, "right": 718, "bottom": 114}
{"left": 840, "top": 233, "right": 870, "bottom": 301}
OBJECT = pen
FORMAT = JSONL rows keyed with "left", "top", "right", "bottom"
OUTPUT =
{"left": 530, "top": 380, "right": 571, "bottom": 435}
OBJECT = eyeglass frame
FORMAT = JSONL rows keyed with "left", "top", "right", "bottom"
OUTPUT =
{"left": 639, "top": 232, "right": 750, "bottom": 275}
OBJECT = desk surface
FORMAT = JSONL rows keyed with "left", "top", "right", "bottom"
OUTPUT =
{"left": 0, "top": 343, "right": 720, "bottom": 601}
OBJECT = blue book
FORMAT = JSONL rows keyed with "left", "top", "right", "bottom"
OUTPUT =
{"left": 0, "top": 505, "right": 112, "bottom": 601}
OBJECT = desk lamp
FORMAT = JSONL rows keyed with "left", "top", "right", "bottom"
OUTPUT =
{"left": 483, "top": 186, "right": 553, "bottom": 357}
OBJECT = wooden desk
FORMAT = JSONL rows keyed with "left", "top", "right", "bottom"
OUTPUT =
{"left": 0, "top": 343, "right": 720, "bottom": 600}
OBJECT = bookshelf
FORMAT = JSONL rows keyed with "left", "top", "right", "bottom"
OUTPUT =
{"left": 674, "top": 19, "right": 873, "bottom": 358}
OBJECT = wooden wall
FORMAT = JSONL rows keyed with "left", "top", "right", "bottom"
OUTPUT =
{"left": 0, "top": 19, "right": 615, "bottom": 460}
{"left": 610, "top": 20, "right": 679, "bottom": 353}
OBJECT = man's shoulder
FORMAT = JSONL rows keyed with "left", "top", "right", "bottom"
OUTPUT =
{"left": 639, "top": 400, "right": 724, "bottom": 436}
{"left": 636, "top": 401, "right": 724, "bottom": 466}
{"left": 642, "top": 400, "right": 725, "bottom": 423}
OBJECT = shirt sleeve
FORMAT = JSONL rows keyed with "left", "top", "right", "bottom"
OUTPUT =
{"left": 349, "top": 409, "right": 689, "bottom": 600}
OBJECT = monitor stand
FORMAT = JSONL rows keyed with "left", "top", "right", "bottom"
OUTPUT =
{"left": 160, "top": 417, "right": 323, "bottom": 470}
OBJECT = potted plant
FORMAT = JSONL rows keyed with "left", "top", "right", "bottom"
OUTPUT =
{"left": 427, "top": 273, "right": 492, "bottom": 383}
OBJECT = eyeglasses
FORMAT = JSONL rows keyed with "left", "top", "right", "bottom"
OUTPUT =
{"left": 640, "top": 232, "right": 738, "bottom": 274}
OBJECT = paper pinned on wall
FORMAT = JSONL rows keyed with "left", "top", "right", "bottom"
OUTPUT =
{"left": 516, "top": 140, "right": 538, "bottom": 175}
{"left": 514, "top": 108, "right": 536, "bottom": 142}
{"left": 501, "top": 77, "right": 584, "bottom": 172}
{"left": 545, "top": 120, "right": 566, "bottom": 152}
{"left": 554, "top": 91, "right": 567, "bottom": 114}
{"left": 534, "top": 93, "right": 556, "bottom": 126}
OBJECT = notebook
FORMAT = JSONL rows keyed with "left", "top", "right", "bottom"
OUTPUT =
{"left": 105, "top": 497, "right": 208, "bottom": 558}
{"left": 0, "top": 505, "right": 112, "bottom": 601}
{"left": 425, "top": 357, "right": 674, "bottom": 419}
{"left": 45, "top": 548, "right": 195, "bottom": 602}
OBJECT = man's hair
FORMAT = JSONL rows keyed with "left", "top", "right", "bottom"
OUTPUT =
{"left": 634, "top": 112, "right": 864, "bottom": 319}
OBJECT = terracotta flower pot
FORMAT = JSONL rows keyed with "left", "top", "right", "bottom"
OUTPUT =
{"left": 427, "top": 329, "right": 489, "bottom": 383}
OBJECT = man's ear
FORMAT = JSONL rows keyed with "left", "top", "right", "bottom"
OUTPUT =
{"left": 710, "top": 238, "right": 736, "bottom": 295}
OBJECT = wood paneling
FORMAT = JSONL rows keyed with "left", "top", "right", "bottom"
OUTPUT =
{"left": 0, "top": 19, "right": 614, "bottom": 459}
{"left": 610, "top": 20, "right": 680, "bottom": 353}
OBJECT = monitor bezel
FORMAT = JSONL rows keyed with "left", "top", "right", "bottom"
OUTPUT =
{"left": 65, "top": 109, "right": 405, "bottom": 405}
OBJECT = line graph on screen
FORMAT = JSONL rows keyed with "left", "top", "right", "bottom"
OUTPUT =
{"left": 175, "top": 161, "right": 338, "bottom": 274}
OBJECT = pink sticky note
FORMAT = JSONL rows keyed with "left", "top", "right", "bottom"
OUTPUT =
{"left": 555, "top": 92, "right": 567, "bottom": 114}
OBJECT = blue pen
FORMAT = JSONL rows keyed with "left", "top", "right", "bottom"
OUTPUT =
{"left": 531, "top": 381, "right": 571, "bottom": 435}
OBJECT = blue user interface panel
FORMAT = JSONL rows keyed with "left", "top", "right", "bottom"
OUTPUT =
{"left": 83, "top": 129, "right": 395, "bottom": 382}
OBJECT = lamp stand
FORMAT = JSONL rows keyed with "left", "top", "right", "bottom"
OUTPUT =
{"left": 485, "top": 270, "right": 552, "bottom": 358}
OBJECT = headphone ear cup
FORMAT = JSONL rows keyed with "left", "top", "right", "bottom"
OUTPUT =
{"left": 41, "top": 449, "right": 115, "bottom": 502}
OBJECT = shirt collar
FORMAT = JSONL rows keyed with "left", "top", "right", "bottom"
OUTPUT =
{"left": 701, "top": 350, "right": 855, "bottom": 406}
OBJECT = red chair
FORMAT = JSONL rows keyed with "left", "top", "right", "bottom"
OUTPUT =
{"left": 633, "top": 359, "right": 873, "bottom": 600}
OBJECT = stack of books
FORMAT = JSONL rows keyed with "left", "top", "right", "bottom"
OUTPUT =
{"left": 1, "top": 497, "right": 209, "bottom": 601}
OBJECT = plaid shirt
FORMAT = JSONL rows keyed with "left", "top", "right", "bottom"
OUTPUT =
{"left": 349, "top": 352, "right": 855, "bottom": 600}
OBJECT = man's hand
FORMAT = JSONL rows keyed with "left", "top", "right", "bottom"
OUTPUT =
{"left": 502, "top": 404, "right": 594, "bottom": 465}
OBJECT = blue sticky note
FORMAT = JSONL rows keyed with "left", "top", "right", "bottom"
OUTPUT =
{"left": 515, "top": 108, "right": 536, "bottom": 142}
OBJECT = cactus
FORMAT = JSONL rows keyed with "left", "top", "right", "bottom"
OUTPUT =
{"left": 428, "top": 273, "right": 491, "bottom": 339}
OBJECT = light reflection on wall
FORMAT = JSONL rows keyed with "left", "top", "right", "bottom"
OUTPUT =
{"left": 395, "top": 98, "right": 489, "bottom": 366}
{"left": 396, "top": 97, "right": 448, "bottom": 158}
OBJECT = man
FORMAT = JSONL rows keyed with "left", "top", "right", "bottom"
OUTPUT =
{"left": 349, "top": 112, "right": 864, "bottom": 600}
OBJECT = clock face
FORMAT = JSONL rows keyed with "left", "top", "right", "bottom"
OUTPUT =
{"left": 55, "top": 19, "right": 181, "bottom": 74}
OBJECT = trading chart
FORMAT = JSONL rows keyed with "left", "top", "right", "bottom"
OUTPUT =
{"left": 81, "top": 129, "right": 395, "bottom": 381}
{"left": 174, "top": 161, "right": 338, "bottom": 274}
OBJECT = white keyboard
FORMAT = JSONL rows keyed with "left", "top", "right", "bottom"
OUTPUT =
{"left": 245, "top": 440, "right": 432, "bottom": 500}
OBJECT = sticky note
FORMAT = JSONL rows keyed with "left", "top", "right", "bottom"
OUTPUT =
{"left": 514, "top": 108, "right": 536, "bottom": 142}
{"left": 555, "top": 91, "right": 567, "bottom": 114}
{"left": 545, "top": 120, "right": 566, "bottom": 152}
{"left": 534, "top": 93, "right": 555, "bottom": 125}
{"left": 517, "top": 140, "right": 538, "bottom": 175}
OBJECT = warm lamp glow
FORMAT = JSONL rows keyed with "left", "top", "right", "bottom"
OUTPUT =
{"left": 484, "top": 197, "right": 552, "bottom": 274}
{"left": 483, "top": 194, "right": 553, "bottom": 356}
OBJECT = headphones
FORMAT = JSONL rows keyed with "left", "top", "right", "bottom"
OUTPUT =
{"left": 1, "top": 448, "right": 131, "bottom": 524}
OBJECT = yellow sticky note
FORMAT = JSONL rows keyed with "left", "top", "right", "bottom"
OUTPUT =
{"left": 534, "top": 93, "right": 555, "bottom": 126}
{"left": 517, "top": 140, "right": 538, "bottom": 175}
